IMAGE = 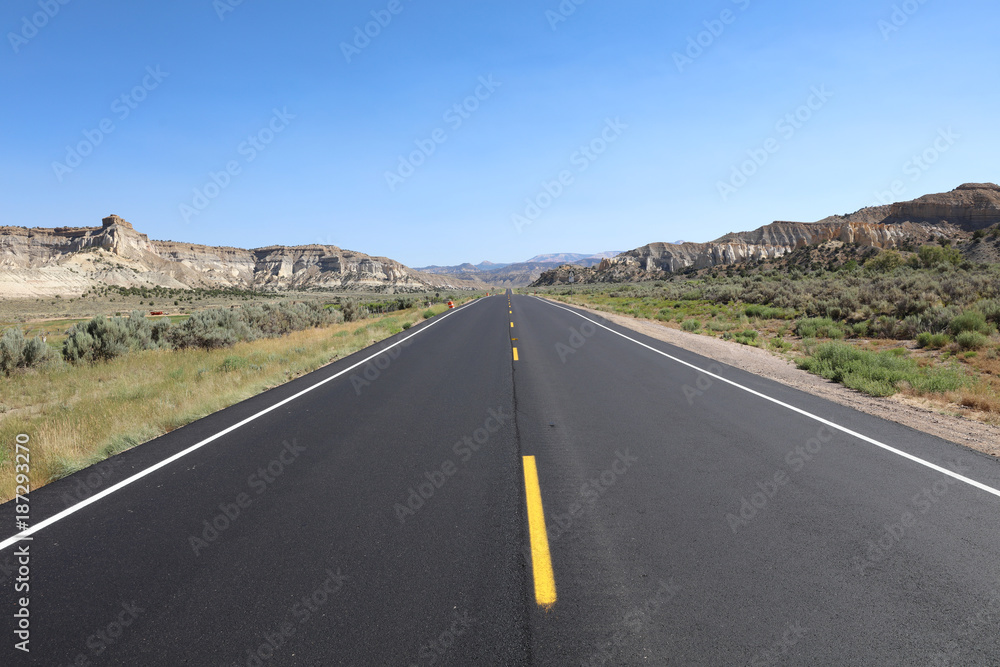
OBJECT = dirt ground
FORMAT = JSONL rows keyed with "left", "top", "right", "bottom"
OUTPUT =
{"left": 555, "top": 299, "right": 1000, "bottom": 459}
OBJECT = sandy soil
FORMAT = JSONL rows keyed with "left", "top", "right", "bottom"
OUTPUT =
{"left": 554, "top": 299, "right": 1000, "bottom": 459}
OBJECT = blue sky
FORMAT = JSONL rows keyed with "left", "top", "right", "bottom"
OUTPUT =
{"left": 2, "top": 1, "right": 997, "bottom": 267}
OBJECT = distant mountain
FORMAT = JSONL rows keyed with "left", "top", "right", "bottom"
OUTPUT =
{"left": 415, "top": 251, "right": 623, "bottom": 287}
{"left": 0, "top": 215, "right": 482, "bottom": 298}
{"left": 532, "top": 183, "right": 1000, "bottom": 286}
{"left": 524, "top": 252, "right": 621, "bottom": 265}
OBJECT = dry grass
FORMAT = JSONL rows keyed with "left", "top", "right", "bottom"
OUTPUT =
{"left": 0, "top": 303, "right": 455, "bottom": 503}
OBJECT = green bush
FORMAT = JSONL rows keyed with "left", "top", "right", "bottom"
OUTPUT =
{"left": 341, "top": 299, "right": 369, "bottom": 323}
{"left": 681, "top": 319, "right": 700, "bottom": 332}
{"left": 1, "top": 328, "right": 52, "bottom": 375}
{"left": 956, "top": 331, "right": 989, "bottom": 350}
{"left": 797, "top": 342, "right": 965, "bottom": 397}
{"left": 402, "top": 322, "right": 412, "bottom": 330}
{"left": 422, "top": 309, "right": 436, "bottom": 319}
{"left": 63, "top": 313, "right": 165, "bottom": 363}
{"left": 916, "top": 332, "right": 951, "bottom": 349}
{"left": 864, "top": 250, "right": 904, "bottom": 273}
{"left": 917, "top": 244, "right": 963, "bottom": 268}
{"left": 795, "top": 317, "right": 845, "bottom": 339}
{"left": 745, "top": 304, "right": 794, "bottom": 320}
{"left": 949, "top": 311, "right": 993, "bottom": 336}
{"left": 170, "top": 309, "right": 255, "bottom": 350}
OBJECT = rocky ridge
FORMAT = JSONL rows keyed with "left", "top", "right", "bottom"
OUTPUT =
{"left": 0, "top": 216, "right": 481, "bottom": 298}
{"left": 532, "top": 184, "right": 1000, "bottom": 285}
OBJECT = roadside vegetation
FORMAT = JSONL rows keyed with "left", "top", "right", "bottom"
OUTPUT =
{"left": 0, "top": 295, "right": 474, "bottom": 503}
{"left": 527, "top": 244, "right": 1000, "bottom": 421}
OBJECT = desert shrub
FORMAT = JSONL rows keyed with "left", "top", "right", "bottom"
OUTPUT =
{"left": 916, "top": 332, "right": 951, "bottom": 349}
{"left": 865, "top": 250, "right": 904, "bottom": 273}
{"left": 797, "top": 342, "right": 965, "bottom": 397}
{"left": 725, "top": 329, "right": 758, "bottom": 345}
{"left": 869, "top": 316, "right": 902, "bottom": 339}
{"left": 949, "top": 311, "right": 993, "bottom": 336}
{"left": 917, "top": 244, "right": 963, "bottom": 268}
{"left": 242, "top": 301, "right": 336, "bottom": 336}
{"left": 63, "top": 314, "right": 163, "bottom": 363}
{"left": 681, "top": 319, "right": 700, "bottom": 332}
{"left": 170, "top": 309, "right": 255, "bottom": 350}
{"left": 975, "top": 299, "right": 1000, "bottom": 326}
{"left": 1, "top": 328, "right": 52, "bottom": 375}
{"left": 852, "top": 321, "right": 870, "bottom": 337}
{"left": 402, "top": 322, "right": 412, "bottom": 330}
{"left": 422, "top": 309, "right": 436, "bottom": 319}
{"left": 745, "top": 304, "right": 794, "bottom": 319}
{"left": 341, "top": 299, "right": 369, "bottom": 323}
{"left": 795, "top": 317, "right": 844, "bottom": 339}
{"left": 956, "top": 331, "right": 989, "bottom": 350}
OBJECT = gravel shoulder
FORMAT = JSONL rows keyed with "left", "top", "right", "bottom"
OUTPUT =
{"left": 552, "top": 299, "right": 1000, "bottom": 459}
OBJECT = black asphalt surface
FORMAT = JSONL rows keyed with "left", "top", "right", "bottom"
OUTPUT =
{"left": 3, "top": 292, "right": 1000, "bottom": 665}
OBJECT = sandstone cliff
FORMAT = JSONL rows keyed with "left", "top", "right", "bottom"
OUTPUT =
{"left": 533, "top": 184, "right": 1000, "bottom": 285}
{"left": 0, "top": 216, "right": 479, "bottom": 298}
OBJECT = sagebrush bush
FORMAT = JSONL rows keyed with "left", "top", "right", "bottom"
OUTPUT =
{"left": 795, "top": 317, "right": 844, "bottom": 339}
{"left": 681, "top": 319, "right": 700, "bottom": 332}
{"left": 797, "top": 342, "right": 965, "bottom": 397}
{"left": 341, "top": 299, "right": 369, "bottom": 323}
{"left": 63, "top": 313, "right": 165, "bottom": 363}
{"left": 916, "top": 332, "right": 951, "bottom": 349}
{"left": 956, "top": 331, "right": 989, "bottom": 350}
{"left": 1, "top": 328, "right": 52, "bottom": 375}
{"left": 170, "top": 309, "right": 256, "bottom": 350}
{"left": 949, "top": 311, "right": 994, "bottom": 336}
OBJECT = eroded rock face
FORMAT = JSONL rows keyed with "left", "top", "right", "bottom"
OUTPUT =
{"left": 533, "top": 183, "right": 1000, "bottom": 285}
{"left": 0, "top": 216, "right": 477, "bottom": 298}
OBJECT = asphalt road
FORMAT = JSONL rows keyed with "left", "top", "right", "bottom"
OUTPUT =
{"left": 3, "top": 292, "right": 1000, "bottom": 665}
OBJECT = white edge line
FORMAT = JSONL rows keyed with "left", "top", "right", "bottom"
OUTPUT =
{"left": 533, "top": 296, "right": 1000, "bottom": 500}
{"left": 0, "top": 297, "right": 490, "bottom": 552}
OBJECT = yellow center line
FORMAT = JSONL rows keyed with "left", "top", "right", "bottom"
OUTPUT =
{"left": 522, "top": 456, "right": 556, "bottom": 608}
{"left": 513, "top": 347, "right": 519, "bottom": 361}
{"left": 510, "top": 322, "right": 514, "bottom": 328}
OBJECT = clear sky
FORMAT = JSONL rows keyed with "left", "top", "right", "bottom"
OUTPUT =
{"left": 2, "top": 1, "right": 997, "bottom": 267}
